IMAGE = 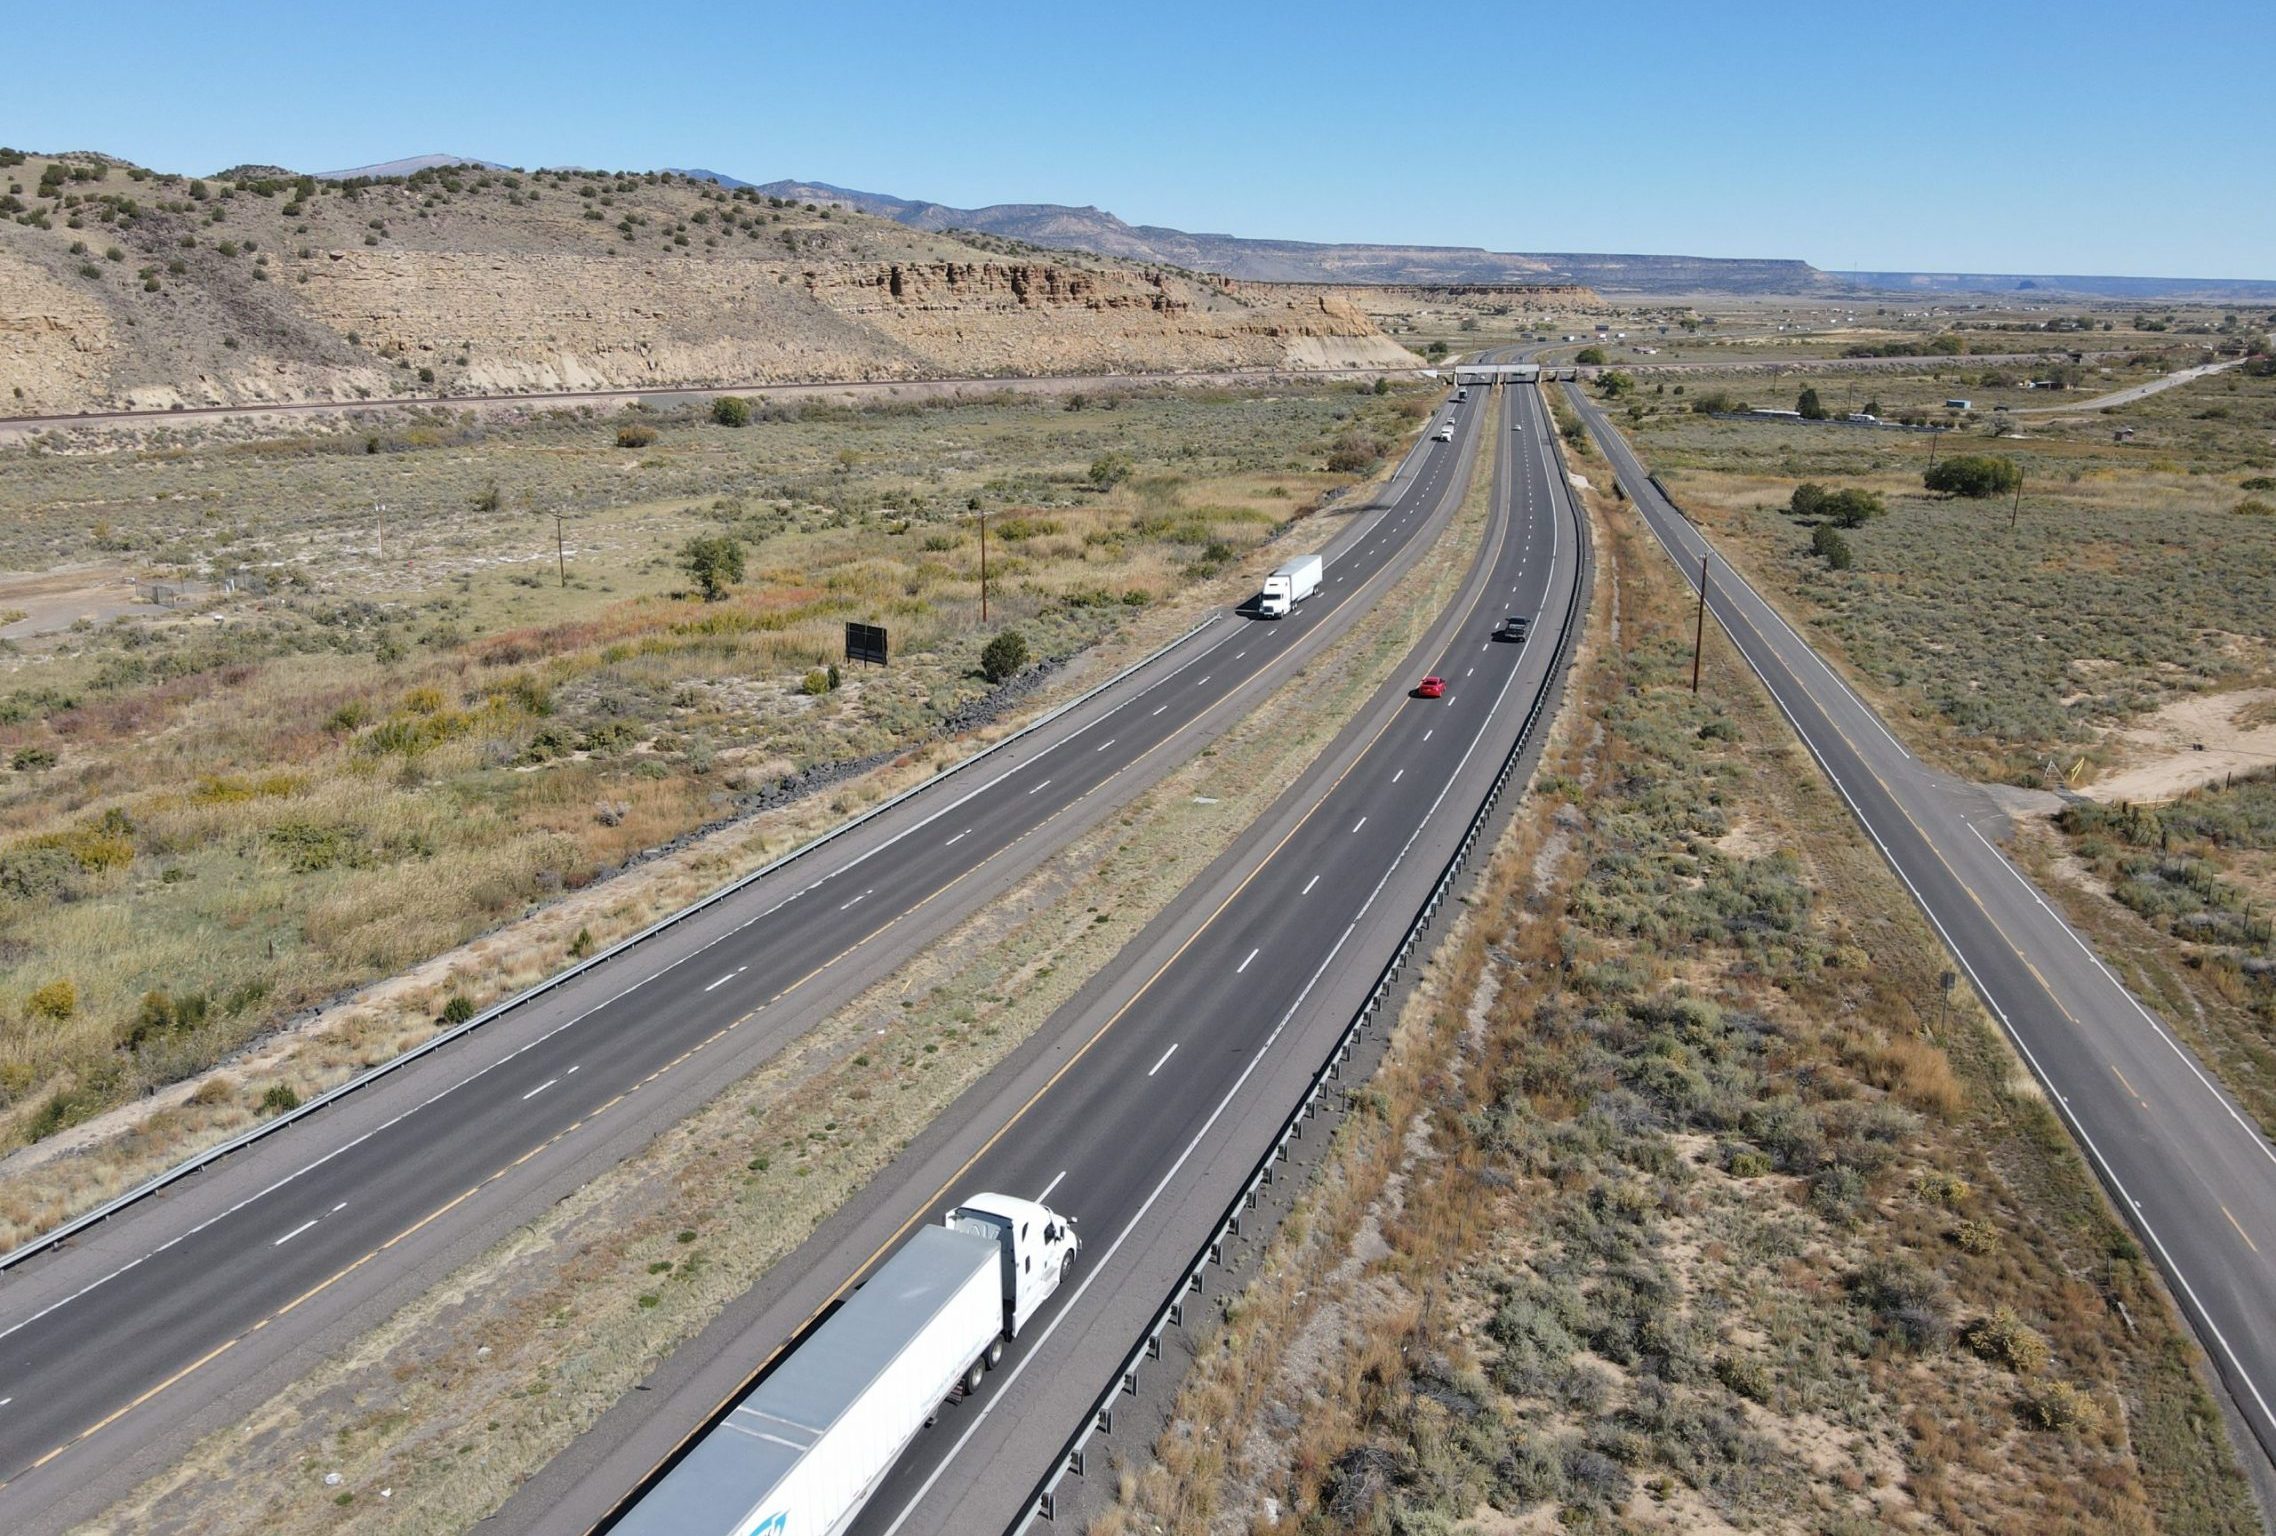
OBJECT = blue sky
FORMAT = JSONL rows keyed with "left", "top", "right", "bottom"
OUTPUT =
{"left": 10, "top": 0, "right": 2269, "bottom": 277}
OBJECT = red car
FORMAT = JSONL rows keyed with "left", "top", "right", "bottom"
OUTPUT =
{"left": 1414, "top": 675, "right": 1446, "bottom": 699}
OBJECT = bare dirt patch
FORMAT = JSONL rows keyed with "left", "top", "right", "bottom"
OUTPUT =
{"left": 2084, "top": 687, "right": 2276, "bottom": 803}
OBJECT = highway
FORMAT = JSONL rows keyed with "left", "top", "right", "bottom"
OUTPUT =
{"left": 492, "top": 373, "right": 1585, "bottom": 1536}
{"left": 0, "top": 370, "right": 1489, "bottom": 1530}
{"left": 1564, "top": 383, "right": 2276, "bottom": 1479}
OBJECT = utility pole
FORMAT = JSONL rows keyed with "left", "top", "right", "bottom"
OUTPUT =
{"left": 979, "top": 506, "right": 989, "bottom": 625}
{"left": 1691, "top": 551, "right": 1709, "bottom": 693}
{"left": 553, "top": 510, "right": 568, "bottom": 587}
{"left": 375, "top": 502, "right": 386, "bottom": 561}
{"left": 2009, "top": 473, "right": 2024, "bottom": 532}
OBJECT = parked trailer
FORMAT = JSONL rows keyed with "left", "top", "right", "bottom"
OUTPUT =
{"left": 616, "top": 1194, "right": 1077, "bottom": 1536}
{"left": 1258, "top": 552, "right": 1324, "bottom": 618}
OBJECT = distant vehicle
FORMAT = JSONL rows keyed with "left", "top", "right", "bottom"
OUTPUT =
{"left": 1259, "top": 552, "right": 1324, "bottom": 618}
{"left": 1414, "top": 675, "right": 1446, "bottom": 699}
{"left": 1456, "top": 388, "right": 1469, "bottom": 401}
{"left": 616, "top": 1192, "right": 1078, "bottom": 1536}
{"left": 1496, "top": 615, "right": 1532, "bottom": 643}
{"left": 1945, "top": 398, "right": 1973, "bottom": 410}
{"left": 1432, "top": 422, "right": 1454, "bottom": 443}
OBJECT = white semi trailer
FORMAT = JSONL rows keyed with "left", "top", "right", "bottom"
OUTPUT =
{"left": 1258, "top": 552, "right": 1324, "bottom": 618}
{"left": 617, "top": 1193, "right": 1078, "bottom": 1536}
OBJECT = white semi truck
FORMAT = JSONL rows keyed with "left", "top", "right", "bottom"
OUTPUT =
{"left": 617, "top": 1193, "right": 1078, "bottom": 1536}
{"left": 1258, "top": 552, "right": 1324, "bottom": 618}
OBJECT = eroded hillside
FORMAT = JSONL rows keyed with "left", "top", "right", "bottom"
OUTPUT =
{"left": 0, "top": 152, "right": 1410, "bottom": 413}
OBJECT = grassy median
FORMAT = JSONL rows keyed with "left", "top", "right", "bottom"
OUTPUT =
{"left": 1094, "top": 430, "right": 2256, "bottom": 1535}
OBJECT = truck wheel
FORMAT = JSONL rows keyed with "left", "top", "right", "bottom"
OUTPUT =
{"left": 986, "top": 1338, "right": 1005, "bottom": 1369}
{"left": 965, "top": 1357, "right": 986, "bottom": 1394}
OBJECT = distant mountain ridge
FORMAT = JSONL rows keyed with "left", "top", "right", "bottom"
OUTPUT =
{"left": 1835, "top": 269, "right": 2276, "bottom": 303}
{"left": 280, "top": 157, "right": 2270, "bottom": 298}
{"left": 750, "top": 179, "right": 1828, "bottom": 293}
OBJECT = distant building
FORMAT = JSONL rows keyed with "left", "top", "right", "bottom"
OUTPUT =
{"left": 1945, "top": 398, "right": 1973, "bottom": 410}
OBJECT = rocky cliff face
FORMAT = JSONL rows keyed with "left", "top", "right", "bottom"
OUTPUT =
{"left": 0, "top": 155, "right": 1410, "bottom": 415}
{"left": 800, "top": 261, "right": 1407, "bottom": 376}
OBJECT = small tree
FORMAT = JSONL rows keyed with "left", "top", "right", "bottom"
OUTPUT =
{"left": 711, "top": 394, "right": 751, "bottom": 427}
{"left": 1811, "top": 524, "right": 1853, "bottom": 569}
{"left": 980, "top": 629, "right": 1029, "bottom": 683}
{"left": 681, "top": 534, "right": 745, "bottom": 601}
{"left": 1575, "top": 346, "right": 1608, "bottom": 365}
{"left": 1924, "top": 455, "right": 2021, "bottom": 499}
{"left": 1424, "top": 340, "right": 1449, "bottom": 362}
{"left": 1088, "top": 452, "right": 1134, "bottom": 490}
{"left": 1826, "top": 488, "right": 1885, "bottom": 527}
{"left": 1797, "top": 386, "right": 1827, "bottom": 420}
{"left": 1597, "top": 370, "right": 1635, "bottom": 399}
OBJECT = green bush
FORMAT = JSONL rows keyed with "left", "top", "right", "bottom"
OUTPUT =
{"left": 1797, "top": 386, "right": 1827, "bottom": 420}
{"left": 711, "top": 395, "right": 751, "bottom": 427}
{"left": 1962, "top": 1307, "right": 2051, "bottom": 1373}
{"left": 1575, "top": 346, "right": 1607, "bottom": 365}
{"left": 616, "top": 422, "right": 658, "bottom": 448}
{"left": 681, "top": 534, "right": 744, "bottom": 601}
{"left": 980, "top": 629, "right": 1029, "bottom": 683}
{"left": 1923, "top": 454, "right": 2021, "bottom": 499}
{"left": 1812, "top": 524, "right": 1853, "bottom": 570}
{"left": 261, "top": 1082, "right": 301, "bottom": 1115}
{"left": 439, "top": 993, "right": 476, "bottom": 1024}
{"left": 1087, "top": 452, "right": 1134, "bottom": 489}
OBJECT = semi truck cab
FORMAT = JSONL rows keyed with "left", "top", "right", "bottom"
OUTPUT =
{"left": 947, "top": 1193, "right": 1079, "bottom": 1336}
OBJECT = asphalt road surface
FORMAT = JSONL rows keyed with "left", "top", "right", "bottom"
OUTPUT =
{"left": 1566, "top": 383, "right": 2276, "bottom": 1479}
{"left": 497, "top": 373, "right": 1584, "bottom": 1536}
{"left": 0, "top": 373, "right": 1489, "bottom": 1529}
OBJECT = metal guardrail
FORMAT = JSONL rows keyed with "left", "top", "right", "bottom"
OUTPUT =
{"left": 1, "top": 613, "right": 1228, "bottom": 1273}
{"left": 1017, "top": 392, "right": 1593, "bottom": 1528}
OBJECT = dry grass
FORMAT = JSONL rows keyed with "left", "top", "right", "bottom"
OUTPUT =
{"left": 1626, "top": 362, "right": 2276, "bottom": 782}
{"left": 75, "top": 406, "right": 1500, "bottom": 1535}
{"left": 0, "top": 381, "right": 1441, "bottom": 1164}
{"left": 1095, "top": 441, "right": 2257, "bottom": 1535}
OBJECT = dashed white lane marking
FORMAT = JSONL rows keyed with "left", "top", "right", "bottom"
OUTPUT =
{"left": 1351, "top": 816, "right": 1368, "bottom": 834}
{"left": 1237, "top": 948, "right": 1259, "bottom": 974}
{"left": 1302, "top": 874, "right": 1321, "bottom": 895}
{"left": 1423, "top": 729, "right": 1433, "bottom": 741}
{"left": 1037, "top": 1169, "right": 1068, "bottom": 1203}
{"left": 521, "top": 1077, "right": 559, "bottom": 1102}
{"left": 945, "top": 829, "right": 970, "bottom": 846}
{"left": 1148, "top": 1043, "right": 1179, "bottom": 1077}
{"left": 1152, "top": 705, "right": 1167, "bottom": 716}
{"left": 839, "top": 888, "right": 874, "bottom": 909}
{"left": 1466, "top": 666, "right": 1475, "bottom": 677}
{"left": 702, "top": 965, "right": 747, "bottom": 993}
{"left": 1025, "top": 780, "right": 1052, "bottom": 796}
{"left": 1392, "top": 769, "right": 1404, "bottom": 783}
{"left": 273, "top": 1219, "right": 319, "bottom": 1248}
{"left": 1198, "top": 676, "right": 1212, "bottom": 686}
{"left": 1094, "top": 738, "right": 1117, "bottom": 753}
